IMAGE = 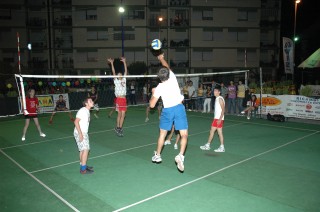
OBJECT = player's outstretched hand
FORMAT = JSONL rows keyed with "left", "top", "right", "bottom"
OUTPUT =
{"left": 107, "top": 58, "right": 114, "bottom": 63}
{"left": 120, "top": 57, "right": 126, "bottom": 63}
{"left": 157, "top": 53, "right": 164, "bottom": 61}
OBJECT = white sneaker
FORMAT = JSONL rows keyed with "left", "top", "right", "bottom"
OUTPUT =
{"left": 247, "top": 116, "right": 250, "bottom": 120}
{"left": 152, "top": 151, "right": 162, "bottom": 163}
{"left": 164, "top": 140, "right": 171, "bottom": 145}
{"left": 145, "top": 117, "right": 149, "bottom": 122}
{"left": 200, "top": 143, "right": 210, "bottom": 150}
{"left": 21, "top": 136, "right": 25, "bottom": 141}
{"left": 174, "top": 144, "right": 178, "bottom": 149}
{"left": 40, "top": 133, "right": 46, "bottom": 137}
{"left": 214, "top": 146, "right": 225, "bottom": 152}
{"left": 175, "top": 154, "right": 185, "bottom": 172}
{"left": 241, "top": 111, "right": 245, "bottom": 114}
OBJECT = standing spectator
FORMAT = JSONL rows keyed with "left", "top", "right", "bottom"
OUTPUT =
{"left": 227, "top": 81, "right": 237, "bottom": 114}
{"left": 203, "top": 86, "right": 212, "bottom": 113}
{"left": 197, "top": 83, "right": 204, "bottom": 111}
{"left": 237, "top": 80, "right": 246, "bottom": 114}
{"left": 211, "top": 80, "right": 217, "bottom": 111}
{"left": 220, "top": 82, "right": 228, "bottom": 99}
{"left": 143, "top": 83, "right": 148, "bottom": 103}
{"left": 187, "top": 81, "right": 196, "bottom": 111}
{"left": 182, "top": 81, "right": 189, "bottom": 109}
{"left": 129, "top": 81, "right": 137, "bottom": 105}
{"left": 88, "top": 86, "right": 99, "bottom": 118}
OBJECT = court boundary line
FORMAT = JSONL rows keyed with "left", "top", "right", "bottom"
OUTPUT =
{"left": 113, "top": 131, "right": 319, "bottom": 212}
{"left": 29, "top": 122, "right": 245, "bottom": 173}
{"left": 190, "top": 114, "right": 319, "bottom": 132}
{"left": 0, "top": 148, "right": 80, "bottom": 212}
{"left": 1, "top": 122, "right": 158, "bottom": 150}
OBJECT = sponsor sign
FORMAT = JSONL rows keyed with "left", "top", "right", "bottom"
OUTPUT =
{"left": 255, "top": 94, "right": 320, "bottom": 120}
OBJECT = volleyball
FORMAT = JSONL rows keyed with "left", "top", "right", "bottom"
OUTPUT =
{"left": 151, "top": 39, "right": 162, "bottom": 50}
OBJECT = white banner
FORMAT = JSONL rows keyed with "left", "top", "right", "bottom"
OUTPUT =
{"left": 255, "top": 94, "right": 320, "bottom": 120}
{"left": 38, "top": 94, "right": 70, "bottom": 113}
{"left": 283, "top": 37, "right": 294, "bottom": 74}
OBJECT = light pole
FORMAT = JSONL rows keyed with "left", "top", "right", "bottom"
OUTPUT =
{"left": 119, "top": 4, "right": 125, "bottom": 56}
{"left": 293, "top": 0, "right": 300, "bottom": 81}
{"left": 158, "top": 16, "right": 163, "bottom": 39}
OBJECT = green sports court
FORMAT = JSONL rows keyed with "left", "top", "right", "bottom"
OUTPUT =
{"left": 0, "top": 108, "right": 319, "bottom": 211}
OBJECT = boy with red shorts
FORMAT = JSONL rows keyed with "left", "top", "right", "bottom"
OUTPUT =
{"left": 200, "top": 86, "right": 225, "bottom": 152}
{"left": 107, "top": 57, "right": 128, "bottom": 137}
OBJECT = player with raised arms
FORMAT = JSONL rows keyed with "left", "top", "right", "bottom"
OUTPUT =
{"left": 150, "top": 53, "right": 188, "bottom": 172}
{"left": 107, "top": 57, "right": 128, "bottom": 137}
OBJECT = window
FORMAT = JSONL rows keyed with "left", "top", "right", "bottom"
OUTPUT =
{"left": 0, "top": 9, "right": 11, "bottom": 20}
{"left": 87, "top": 30, "right": 108, "bottom": 40}
{"left": 193, "top": 49, "right": 212, "bottom": 61}
{"left": 113, "top": 27, "right": 135, "bottom": 40}
{"left": 228, "top": 29, "right": 248, "bottom": 42}
{"left": 203, "top": 10, "right": 213, "bottom": 20}
{"left": 127, "top": 9, "right": 145, "bottom": 20}
{"left": 192, "top": 9, "right": 213, "bottom": 21}
{"left": 87, "top": 51, "right": 98, "bottom": 62}
{"left": 126, "top": 49, "right": 145, "bottom": 62}
{"left": 202, "top": 28, "right": 223, "bottom": 41}
{"left": 86, "top": 9, "right": 97, "bottom": 20}
{"left": 238, "top": 9, "right": 258, "bottom": 21}
{"left": 237, "top": 49, "right": 257, "bottom": 62}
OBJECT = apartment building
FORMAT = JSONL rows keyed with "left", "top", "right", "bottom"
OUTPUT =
{"left": 0, "top": 0, "right": 281, "bottom": 79}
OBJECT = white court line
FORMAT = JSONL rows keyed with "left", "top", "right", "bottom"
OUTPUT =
{"left": 1, "top": 122, "right": 158, "bottom": 150}
{"left": 113, "top": 131, "right": 319, "bottom": 212}
{"left": 190, "top": 114, "right": 319, "bottom": 132}
{"left": 29, "top": 122, "right": 245, "bottom": 173}
{"left": 0, "top": 148, "right": 80, "bottom": 212}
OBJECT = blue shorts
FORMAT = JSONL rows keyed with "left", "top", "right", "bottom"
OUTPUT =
{"left": 159, "top": 104, "right": 188, "bottom": 131}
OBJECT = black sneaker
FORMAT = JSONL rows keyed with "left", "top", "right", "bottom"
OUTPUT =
{"left": 86, "top": 166, "right": 94, "bottom": 171}
{"left": 119, "top": 128, "right": 124, "bottom": 137}
{"left": 80, "top": 169, "right": 94, "bottom": 174}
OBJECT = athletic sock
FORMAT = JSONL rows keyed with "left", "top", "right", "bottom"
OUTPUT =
{"left": 80, "top": 165, "right": 87, "bottom": 171}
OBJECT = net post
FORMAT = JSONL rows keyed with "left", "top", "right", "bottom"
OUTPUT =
{"left": 259, "top": 67, "right": 263, "bottom": 119}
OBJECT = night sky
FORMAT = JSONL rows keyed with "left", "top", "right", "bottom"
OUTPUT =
{"left": 281, "top": 0, "right": 320, "bottom": 58}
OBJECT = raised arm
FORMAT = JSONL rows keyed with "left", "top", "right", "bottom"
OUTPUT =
{"left": 107, "top": 58, "right": 116, "bottom": 76}
{"left": 120, "top": 57, "right": 128, "bottom": 76}
{"left": 157, "top": 53, "right": 170, "bottom": 70}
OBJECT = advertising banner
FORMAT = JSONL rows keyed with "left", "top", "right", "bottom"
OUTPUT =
{"left": 255, "top": 94, "right": 320, "bottom": 120}
{"left": 37, "top": 94, "right": 70, "bottom": 113}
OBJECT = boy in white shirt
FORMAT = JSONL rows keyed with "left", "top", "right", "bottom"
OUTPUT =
{"left": 200, "top": 86, "right": 226, "bottom": 152}
{"left": 107, "top": 57, "right": 128, "bottom": 137}
{"left": 149, "top": 54, "right": 188, "bottom": 172}
{"left": 74, "top": 97, "right": 95, "bottom": 174}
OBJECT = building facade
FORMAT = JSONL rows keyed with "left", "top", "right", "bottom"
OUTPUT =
{"left": 0, "top": 0, "right": 281, "bottom": 79}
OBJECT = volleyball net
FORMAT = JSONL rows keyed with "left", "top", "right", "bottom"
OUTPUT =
{"left": 6, "top": 70, "right": 249, "bottom": 117}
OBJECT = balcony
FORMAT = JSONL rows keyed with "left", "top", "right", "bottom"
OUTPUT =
{"left": 170, "top": 17, "right": 189, "bottom": 27}
{"left": 169, "top": 0, "right": 190, "bottom": 6}
{"left": 53, "top": 16, "right": 72, "bottom": 26}
{"left": 28, "top": 59, "right": 48, "bottom": 69}
{"left": 170, "top": 60, "right": 189, "bottom": 68}
{"left": 170, "top": 39, "right": 189, "bottom": 48}
{"left": 52, "top": 0, "right": 71, "bottom": 6}
{"left": 28, "top": 18, "right": 46, "bottom": 27}
{"left": 31, "top": 41, "right": 47, "bottom": 48}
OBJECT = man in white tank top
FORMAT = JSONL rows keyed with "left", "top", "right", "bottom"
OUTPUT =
{"left": 200, "top": 86, "right": 226, "bottom": 152}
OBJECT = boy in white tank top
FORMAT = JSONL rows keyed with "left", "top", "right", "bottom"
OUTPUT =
{"left": 200, "top": 86, "right": 226, "bottom": 152}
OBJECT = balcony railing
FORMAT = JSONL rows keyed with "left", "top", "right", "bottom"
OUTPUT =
{"left": 28, "top": 18, "right": 46, "bottom": 27}
{"left": 53, "top": 17, "right": 72, "bottom": 26}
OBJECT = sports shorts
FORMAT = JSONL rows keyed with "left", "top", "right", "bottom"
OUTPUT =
{"left": 160, "top": 104, "right": 188, "bottom": 131}
{"left": 74, "top": 131, "right": 90, "bottom": 151}
{"left": 211, "top": 119, "right": 224, "bottom": 128}
{"left": 116, "top": 97, "right": 127, "bottom": 112}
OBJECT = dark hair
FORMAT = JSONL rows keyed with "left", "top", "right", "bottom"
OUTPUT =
{"left": 251, "top": 94, "right": 257, "bottom": 101}
{"left": 157, "top": 67, "right": 170, "bottom": 82}
{"left": 82, "top": 97, "right": 92, "bottom": 107}
{"left": 214, "top": 86, "right": 221, "bottom": 92}
{"left": 59, "top": 94, "right": 63, "bottom": 98}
